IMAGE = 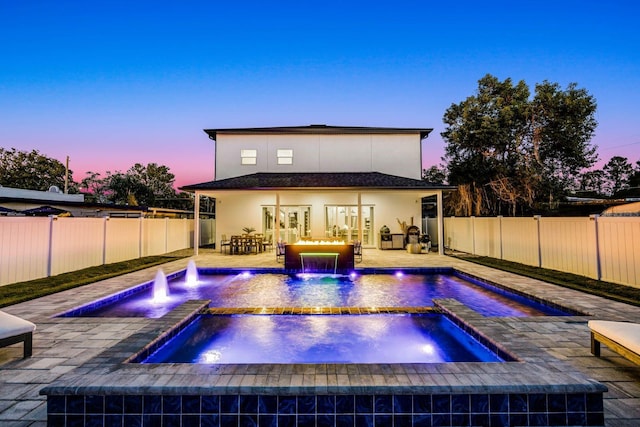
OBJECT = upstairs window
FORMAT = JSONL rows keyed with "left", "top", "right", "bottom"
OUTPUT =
{"left": 277, "top": 149, "right": 293, "bottom": 165}
{"left": 241, "top": 149, "right": 257, "bottom": 165}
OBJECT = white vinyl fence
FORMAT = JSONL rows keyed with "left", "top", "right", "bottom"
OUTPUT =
{"left": 444, "top": 216, "right": 640, "bottom": 288}
{"left": 0, "top": 217, "right": 215, "bottom": 286}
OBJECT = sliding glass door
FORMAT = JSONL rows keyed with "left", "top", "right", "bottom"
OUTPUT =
{"left": 325, "top": 205, "right": 374, "bottom": 246}
{"left": 262, "top": 205, "right": 311, "bottom": 243}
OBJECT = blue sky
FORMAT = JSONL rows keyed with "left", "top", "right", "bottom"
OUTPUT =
{"left": 1, "top": 1, "right": 639, "bottom": 188}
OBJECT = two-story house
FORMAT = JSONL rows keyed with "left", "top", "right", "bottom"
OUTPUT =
{"left": 181, "top": 125, "right": 453, "bottom": 253}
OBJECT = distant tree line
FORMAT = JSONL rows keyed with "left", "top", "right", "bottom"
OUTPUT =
{"left": 0, "top": 147, "right": 194, "bottom": 210}
{"left": 422, "top": 74, "right": 640, "bottom": 216}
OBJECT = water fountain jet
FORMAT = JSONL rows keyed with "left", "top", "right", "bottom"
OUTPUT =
{"left": 185, "top": 260, "right": 199, "bottom": 287}
{"left": 152, "top": 269, "right": 169, "bottom": 302}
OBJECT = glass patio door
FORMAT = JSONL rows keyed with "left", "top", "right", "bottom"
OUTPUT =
{"left": 325, "top": 205, "right": 374, "bottom": 246}
{"left": 262, "top": 205, "right": 310, "bottom": 243}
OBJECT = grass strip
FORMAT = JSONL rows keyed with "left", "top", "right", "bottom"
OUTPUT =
{"left": 0, "top": 256, "right": 185, "bottom": 308}
{"left": 453, "top": 254, "right": 640, "bottom": 307}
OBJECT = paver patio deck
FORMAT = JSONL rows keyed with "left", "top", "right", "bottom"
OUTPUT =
{"left": 1, "top": 248, "right": 639, "bottom": 426}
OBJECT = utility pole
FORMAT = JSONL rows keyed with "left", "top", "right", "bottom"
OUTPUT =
{"left": 64, "top": 156, "right": 69, "bottom": 194}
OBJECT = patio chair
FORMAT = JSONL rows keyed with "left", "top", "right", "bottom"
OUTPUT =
{"left": 262, "top": 234, "right": 274, "bottom": 252}
{"left": 229, "top": 235, "right": 242, "bottom": 254}
{"left": 220, "top": 234, "right": 231, "bottom": 254}
{"left": 245, "top": 236, "right": 260, "bottom": 254}
{"left": 353, "top": 240, "right": 362, "bottom": 263}
{"left": 276, "top": 241, "right": 286, "bottom": 262}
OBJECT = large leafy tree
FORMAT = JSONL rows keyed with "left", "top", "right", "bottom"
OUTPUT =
{"left": 530, "top": 81, "right": 599, "bottom": 199}
{"left": 79, "top": 171, "right": 109, "bottom": 203}
{"left": 630, "top": 161, "right": 640, "bottom": 188}
{"left": 103, "top": 163, "right": 177, "bottom": 206}
{"left": 441, "top": 74, "right": 598, "bottom": 216}
{"left": 577, "top": 169, "right": 607, "bottom": 197}
{"left": 603, "top": 156, "right": 633, "bottom": 196}
{"left": 0, "top": 148, "right": 77, "bottom": 192}
{"left": 422, "top": 165, "right": 448, "bottom": 184}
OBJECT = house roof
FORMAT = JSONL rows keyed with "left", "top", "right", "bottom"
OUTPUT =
{"left": 180, "top": 172, "right": 455, "bottom": 192}
{"left": 203, "top": 125, "right": 433, "bottom": 141}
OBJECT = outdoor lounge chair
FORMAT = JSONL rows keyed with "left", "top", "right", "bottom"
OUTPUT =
{"left": 0, "top": 310, "right": 36, "bottom": 358}
{"left": 588, "top": 320, "right": 640, "bottom": 365}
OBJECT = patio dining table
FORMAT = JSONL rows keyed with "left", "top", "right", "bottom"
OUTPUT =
{"left": 229, "top": 235, "right": 263, "bottom": 254}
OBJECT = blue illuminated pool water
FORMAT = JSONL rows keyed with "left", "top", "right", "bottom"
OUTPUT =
{"left": 61, "top": 270, "right": 571, "bottom": 318}
{"left": 142, "top": 314, "right": 504, "bottom": 364}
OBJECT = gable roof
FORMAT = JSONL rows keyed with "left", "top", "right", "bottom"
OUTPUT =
{"left": 204, "top": 125, "right": 433, "bottom": 141}
{"left": 180, "top": 172, "right": 454, "bottom": 192}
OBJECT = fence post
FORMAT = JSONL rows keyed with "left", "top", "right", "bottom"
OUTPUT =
{"left": 102, "top": 217, "right": 108, "bottom": 265}
{"left": 47, "top": 216, "right": 54, "bottom": 277}
{"left": 498, "top": 216, "right": 503, "bottom": 260}
{"left": 471, "top": 216, "right": 476, "bottom": 255}
{"left": 184, "top": 218, "right": 189, "bottom": 249}
{"left": 139, "top": 216, "right": 143, "bottom": 259}
{"left": 590, "top": 214, "right": 602, "bottom": 280}
{"left": 165, "top": 217, "right": 169, "bottom": 254}
{"left": 534, "top": 215, "right": 542, "bottom": 268}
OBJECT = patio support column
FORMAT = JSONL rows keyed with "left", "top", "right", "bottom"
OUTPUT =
{"left": 275, "top": 192, "right": 280, "bottom": 243}
{"left": 357, "top": 192, "right": 363, "bottom": 242}
{"left": 436, "top": 190, "right": 445, "bottom": 255}
{"left": 193, "top": 191, "right": 200, "bottom": 256}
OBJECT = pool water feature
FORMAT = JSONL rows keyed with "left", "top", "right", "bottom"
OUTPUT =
{"left": 184, "top": 259, "right": 199, "bottom": 286}
{"left": 60, "top": 269, "right": 573, "bottom": 318}
{"left": 151, "top": 269, "right": 169, "bottom": 302}
{"left": 142, "top": 313, "right": 504, "bottom": 364}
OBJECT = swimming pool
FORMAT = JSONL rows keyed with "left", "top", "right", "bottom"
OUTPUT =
{"left": 141, "top": 313, "right": 504, "bottom": 364}
{"left": 59, "top": 268, "right": 572, "bottom": 318}
{"left": 42, "top": 267, "right": 605, "bottom": 427}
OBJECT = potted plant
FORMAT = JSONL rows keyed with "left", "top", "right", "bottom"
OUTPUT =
{"left": 242, "top": 227, "right": 256, "bottom": 235}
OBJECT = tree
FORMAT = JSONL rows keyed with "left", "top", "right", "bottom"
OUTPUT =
{"left": 422, "top": 165, "right": 447, "bottom": 184}
{"left": 630, "top": 161, "right": 640, "bottom": 188}
{"left": 529, "top": 81, "right": 599, "bottom": 200}
{"left": 577, "top": 169, "right": 607, "bottom": 197}
{"left": 103, "top": 163, "right": 178, "bottom": 206}
{"left": 79, "top": 171, "right": 109, "bottom": 203}
{"left": 0, "top": 148, "right": 76, "bottom": 192}
{"left": 441, "top": 74, "right": 598, "bottom": 216}
{"left": 603, "top": 156, "right": 633, "bottom": 196}
{"left": 128, "top": 163, "right": 177, "bottom": 200}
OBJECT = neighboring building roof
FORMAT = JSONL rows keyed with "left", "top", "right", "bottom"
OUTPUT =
{"left": 0, "top": 196, "right": 147, "bottom": 211}
{"left": 601, "top": 201, "right": 640, "bottom": 216}
{"left": 180, "top": 172, "right": 455, "bottom": 191}
{"left": 203, "top": 124, "right": 433, "bottom": 141}
{"left": 0, "top": 185, "right": 84, "bottom": 203}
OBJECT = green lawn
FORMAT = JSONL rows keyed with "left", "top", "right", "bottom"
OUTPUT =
{"left": 452, "top": 254, "right": 640, "bottom": 307}
{"left": 0, "top": 256, "right": 185, "bottom": 308}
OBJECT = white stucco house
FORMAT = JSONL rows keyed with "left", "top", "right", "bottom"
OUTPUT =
{"left": 180, "top": 125, "right": 454, "bottom": 254}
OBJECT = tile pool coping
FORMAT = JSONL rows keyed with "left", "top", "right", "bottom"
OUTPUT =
{"left": 40, "top": 268, "right": 607, "bottom": 426}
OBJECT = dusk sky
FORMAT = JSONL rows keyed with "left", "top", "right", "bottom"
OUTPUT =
{"left": 1, "top": 1, "right": 639, "bottom": 189}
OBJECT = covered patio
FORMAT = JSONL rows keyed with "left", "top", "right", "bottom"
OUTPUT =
{"left": 182, "top": 172, "right": 454, "bottom": 257}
